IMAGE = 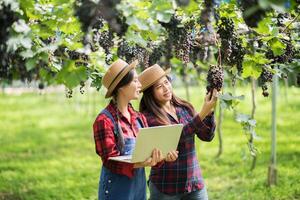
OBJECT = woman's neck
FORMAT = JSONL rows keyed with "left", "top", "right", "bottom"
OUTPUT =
{"left": 116, "top": 95, "right": 130, "bottom": 116}
{"left": 160, "top": 101, "right": 173, "bottom": 113}
{"left": 161, "top": 100, "right": 177, "bottom": 121}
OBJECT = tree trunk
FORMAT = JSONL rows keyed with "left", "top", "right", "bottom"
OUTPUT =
{"left": 250, "top": 78, "right": 257, "bottom": 171}
{"left": 216, "top": 101, "right": 223, "bottom": 158}
{"left": 182, "top": 65, "right": 190, "bottom": 102}
{"left": 231, "top": 79, "right": 237, "bottom": 119}
{"left": 283, "top": 78, "right": 289, "bottom": 104}
{"left": 1, "top": 82, "right": 5, "bottom": 94}
{"left": 268, "top": 69, "right": 278, "bottom": 186}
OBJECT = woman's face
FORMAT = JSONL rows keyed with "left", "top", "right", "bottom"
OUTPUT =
{"left": 152, "top": 76, "right": 173, "bottom": 104}
{"left": 118, "top": 70, "right": 142, "bottom": 100}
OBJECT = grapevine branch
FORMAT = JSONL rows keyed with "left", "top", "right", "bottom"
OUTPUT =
{"left": 282, "top": 12, "right": 300, "bottom": 33}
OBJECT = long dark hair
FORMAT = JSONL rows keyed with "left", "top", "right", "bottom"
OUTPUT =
{"left": 111, "top": 69, "right": 135, "bottom": 154}
{"left": 139, "top": 77, "right": 195, "bottom": 125}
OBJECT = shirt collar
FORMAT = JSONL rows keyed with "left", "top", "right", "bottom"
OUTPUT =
{"left": 107, "top": 100, "right": 138, "bottom": 123}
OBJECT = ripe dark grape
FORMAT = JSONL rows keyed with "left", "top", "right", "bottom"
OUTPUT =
{"left": 117, "top": 40, "right": 138, "bottom": 63}
{"left": 260, "top": 69, "right": 273, "bottom": 83}
{"left": 217, "top": 17, "right": 245, "bottom": 74}
{"left": 149, "top": 45, "right": 165, "bottom": 66}
{"left": 206, "top": 65, "right": 224, "bottom": 93}
{"left": 98, "top": 31, "right": 114, "bottom": 51}
{"left": 261, "top": 84, "right": 269, "bottom": 97}
{"left": 136, "top": 47, "right": 150, "bottom": 69}
{"left": 67, "top": 50, "right": 82, "bottom": 60}
{"left": 38, "top": 82, "right": 45, "bottom": 90}
{"left": 259, "top": 69, "right": 273, "bottom": 97}
{"left": 117, "top": 40, "right": 150, "bottom": 67}
{"left": 79, "top": 81, "right": 85, "bottom": 94}
{"left": 92, "top": 17, "right": 104, "bottom": 30}
{"left": 277, "top": 13, "right": 290, "bottom": 27}
{"left": 175, "top": 33, "right": 193, "bottom": 64}
{"left": 66, "top": 88, "right": 73, "bottom": 98}
{"left": 266, "top": 39, "right": 295, "bottom": 64}
{"left": 97, "top": 30, "right": 114, "bottom": 64}
{"left": 115, "top": 16, "right": 128, "bottom": 37}
{"left": 159, "top": 15, "right": 194, "bottom": 64}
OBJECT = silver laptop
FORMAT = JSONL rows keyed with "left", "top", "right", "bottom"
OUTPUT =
{"left": 108, "top": 124, "right": 183, "bottom": 163}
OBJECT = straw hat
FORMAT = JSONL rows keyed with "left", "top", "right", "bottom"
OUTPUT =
{"left": 138, "top": 64, "right": 171, "bottom": 92}
{"left": 102, "top": 59, "right": 138, "bottom": 98}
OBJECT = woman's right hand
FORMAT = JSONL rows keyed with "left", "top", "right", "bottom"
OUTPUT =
{"left": 199, "top": 89, "right": 218, "bottom": 120}
{"left": 165, "top": 150, "right": 179, "bottom": 162}
{"left": 133, "top": 148, "right": 163, "bottom": 168}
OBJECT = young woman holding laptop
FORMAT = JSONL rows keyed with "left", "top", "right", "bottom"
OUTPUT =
{"left": 93, "top": 59, "right": 177, "bottom": 200}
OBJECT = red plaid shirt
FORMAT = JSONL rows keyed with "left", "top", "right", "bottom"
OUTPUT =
{"left": 93, "top": 101, "right": 148, "bottom": 178}
{"left": 143, "top": 105, "right": 215, "bottom": 195}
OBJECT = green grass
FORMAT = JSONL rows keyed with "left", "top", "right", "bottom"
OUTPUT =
{"left": 0, "top": 86, "right": 299, "bottom": 200}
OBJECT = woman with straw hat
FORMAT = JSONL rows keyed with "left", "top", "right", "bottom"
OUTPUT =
{"left": 139, "top": 64, "right": 218, "bottom": 200}
{"left": 93, "top": 59, "right": 164, "bottom": 200}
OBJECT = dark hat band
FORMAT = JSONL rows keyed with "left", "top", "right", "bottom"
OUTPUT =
{"left": 107, "top": 64, "right": 129, "bottom": 90}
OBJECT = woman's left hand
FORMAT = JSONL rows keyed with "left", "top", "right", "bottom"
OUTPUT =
{"left": 165, "top": 150, "right": 179, "bottom": 162}
{"left": 152, "top": 148, "right": 164, "bottom": 164}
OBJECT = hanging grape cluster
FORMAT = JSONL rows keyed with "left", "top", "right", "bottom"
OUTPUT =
{"left": 96, "top": 30, "right": 114, "bottom": 64}
{"left": 79, "top": 81, "right": 85, "bottom": 94}
{"left": 159, "top": 15, "right": 194, "bottom": 64}
{"left": 262, "top": 38, "right": 296, "bottom": 97}
{"left": 217, "top": 17, "right": 245, "bottom": 74}
{"left": 266, "top": 39, "right": 296, "bottom": 64}
{"left": 54, "top": 47, "right": 89, "bottom": 67}
{"left": 65, "top": 88, "right": 73, "bottom": 98}
{"left": 259, "top": 69, "right": 273, "bottom": 97}
{"left": 206, "top": 65, "right": 224, "bottom": 93}
{"left": 92, "top": 17, "right": 104, "bottom": 30}
{"left": 117, "top": 40, "right": 150, "bottom": 68}
{"left": 148, "top": 44, "right": 165, "bottom": 66}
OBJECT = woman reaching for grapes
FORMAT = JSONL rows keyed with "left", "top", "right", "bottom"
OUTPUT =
{"left": 139, "top": 64, "right": 218, "bottom": 200}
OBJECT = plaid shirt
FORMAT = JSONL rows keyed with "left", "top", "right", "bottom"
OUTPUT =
{"left": 143, "top": 105, "right": 216, "bottom": 195}
{"left": 93, "top": 101, "right": 148, "bottom": 178}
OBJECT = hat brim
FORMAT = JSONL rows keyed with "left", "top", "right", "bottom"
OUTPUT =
{"left": 105, "top": 60, "right": 138, "bottom": 98}
{"left": 141, "top": 68, "right": 171, "bottom": 92}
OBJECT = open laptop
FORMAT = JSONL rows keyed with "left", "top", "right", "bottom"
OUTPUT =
{"left": 108, "top": 124, "right": 183, "bottom": 163}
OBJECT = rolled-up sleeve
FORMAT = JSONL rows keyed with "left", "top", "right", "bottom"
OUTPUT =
{"left": 183, "top": 112, "right": 216, "bottom": 142}
{"left": 93, "top": 116, "right": 135, "bottom": 178}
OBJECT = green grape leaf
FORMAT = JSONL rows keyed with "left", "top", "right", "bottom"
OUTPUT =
{"left": 268, "top": 37, "right": 287, "bottom": 56}
{"left": 56, "top": 60, "right": 88, "bottom": 89}
{"left": 25, "top": 58, "right": 37, "bottom": 71}
{"left": 242, "top": 60, "right": 262, "bottom": 79}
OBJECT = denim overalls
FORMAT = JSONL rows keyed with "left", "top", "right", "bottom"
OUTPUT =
{"left": 98, "top": 109, "right": 146, "bottom": 200}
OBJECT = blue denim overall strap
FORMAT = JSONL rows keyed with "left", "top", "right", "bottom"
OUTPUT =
{"left": 100, "top": 109, "right": 123, "bottom": 153}
{"left": 98, "top": 109, "right": 146, "bottom": 200}
{"left": 100, "top": 108, "right": 144, "bottom": 155}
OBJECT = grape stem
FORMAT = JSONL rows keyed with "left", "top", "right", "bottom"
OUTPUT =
{"left": 282, "top": 12, "right": 300, "bottom": 33}
{"left": 214, "top": 33, "right": 222, "bottom": 67}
